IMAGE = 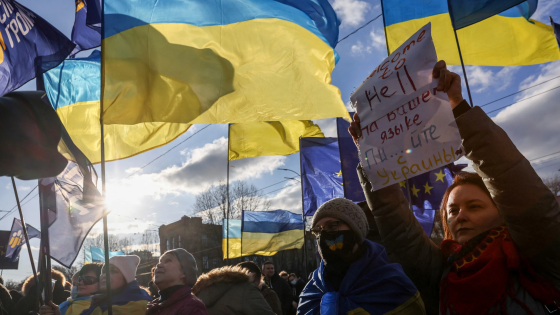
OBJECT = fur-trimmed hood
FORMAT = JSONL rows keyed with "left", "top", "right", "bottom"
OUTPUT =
{"left": 192, "top": 266, "right": 253, "bottom": 309}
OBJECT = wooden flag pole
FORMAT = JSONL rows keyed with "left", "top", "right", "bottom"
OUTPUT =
{"left": 10, "top": 177, "right": 41, "bottom": 305}
{"left": 299, "top": 137, "right": 308, "bottom": 279}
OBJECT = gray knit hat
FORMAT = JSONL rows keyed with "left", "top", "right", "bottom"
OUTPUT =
{"left": 311, "top": 198, "right": 369, "bottom": 243}
{"left": 164, "top": 249, "right": 198, "bottom": 286}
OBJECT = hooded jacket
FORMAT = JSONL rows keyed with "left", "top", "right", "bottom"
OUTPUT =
{"left": 146, "top": 285, "right": 207, "bottom": 315}
{"left": 79, "top": 280, "right": 151, "bottom": 315}
{"left": 358, "top": 104, "right": 560, "bottom": 314}
{"left": 192, "top": 266, "right": 275, "bottom": 315}
{"left": 260, "top": 282, "right": 282, "bottom": 315}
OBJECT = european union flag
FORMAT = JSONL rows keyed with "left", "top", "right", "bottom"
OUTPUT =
{"left": 0, "top": 0, "right": 74, "bottom": 96}
{"left": 5, "top": 218, "right": 40, "bottom": 262}
{"left": 71, "top": 0, "right": 100, "bottom": 56}
{"left": 337, "top": 114, "right": 365, "bottom": 203}
{"left": 84, "top": 246, "right": 124, "bottom": 263}
{"left": 400, "top": 164, "right": 466, "bottom": 235}
{"left": 300, "top": 137, "right": 344, "bottom": 216}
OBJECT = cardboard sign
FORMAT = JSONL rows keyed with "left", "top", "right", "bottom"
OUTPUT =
{"left": 350, "top": 23, "right": 463, "bottom": 191}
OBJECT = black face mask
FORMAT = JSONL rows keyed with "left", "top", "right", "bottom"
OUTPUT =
{"left": 317, "top": 230, "right": 358, "bottom": 263}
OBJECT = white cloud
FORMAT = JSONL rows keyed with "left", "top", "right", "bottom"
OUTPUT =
{"left": 125, "top": 167, "right": 142, "bottom": 174}
{"left": 531, "top": 0, "right": 557, "bottom": 23}
{"left": 491, "top": 61, "right": 560, "bottom": 179}
{"left": 351, "top": 41, "right": 370, "bottom": 56}
{"left": 106, "top": 137, "right": 286, "bottom": 211}
{"left": 266, "top": 184, "right": 302, "bottom": 213}
{"left": 468, "top": 66, "right": 520, "bottom": 93}
{"left": 168, "top": 201, "right": 179, "bottom": 205}
{"left": 331, "top": 0, "right": 371, "bottom": 28}
{"left": 369, "top": 27, "right": 386, "bottom": 51}
{"left": 312, "top": 118, "right": 337, "bottom": 137}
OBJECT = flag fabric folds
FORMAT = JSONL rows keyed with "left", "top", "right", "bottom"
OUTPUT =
{"left": 552, "top": 18, "right": 560, "bottom": 49}
{"left": 0, "top": 231, "right": 19, "bottom": 269}
{"left": 300, "top": 137, "right": 344, "bottom": 216}
{"left": 229, "top": 121, "right": 324, "bottom": 161}
{"left": 5, "top": 218, "right": 40, "bottom": 262}
{"left": 70, "top": 0, "right": 101, "bottom": 56}
{"left": 447, "top": 0, "right": 532, "bottom": 29}
{"left": 222, "top": 219, "right": 242, "bottom": 259}
{"left": 84, "top": 0, "right": 101, "bottom": 32}
{"left": 43, "top": 50, "right": 191, "bottom": 164}
{"left": 0, "top": 0, "right": 74, "bottom": 96}
{"left": 241, "top": 210, "right": 304, "bottom": 256}
{"left": 84, "top": 246, "right": 125, "bottom": 264}
{"left": 382, "top": 0, "right": 560, "bottom": 66}
{"left": 102, "top": 0, "right": 348, "bottom": 128}
{"left": 336, "top": 114, "right": 366, "bottom": 203}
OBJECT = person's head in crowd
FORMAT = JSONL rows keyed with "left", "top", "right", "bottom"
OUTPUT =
{"left": 440, "top": 171, "right": 505, "bottom": 244}
{"left": 311, "top": 198, "right": 369, "bottom": 264}
{"left": 288, "top": 273, "right": 299, "bottom": 285}
{"left": 22, "top": 269, "right": 66, "bottom": 296}
{"left": 154, "top": 249, "right": 198, "bottom": 290}
{"left": 279, "top": 271, "right": 288, "bottom": 281}
{"left": 261, "top": 261, "right": 275, "bottom": 280}
{"left": 100, "top": 255, "right": 140, "bottom": 292}
{"left": 76, "top": 262, "right": 102, "bottom": 297}
{"left": 237, "top": 261, "right": 262, "bottom": 286}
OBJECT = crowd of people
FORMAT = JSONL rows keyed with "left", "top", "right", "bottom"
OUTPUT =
{"left": 0, "top": 61, "right": 559, "bottom": 314}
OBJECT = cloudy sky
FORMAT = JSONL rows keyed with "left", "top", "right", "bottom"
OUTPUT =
{"left": 1, "top": 0, "right": 560, "bottom": 281}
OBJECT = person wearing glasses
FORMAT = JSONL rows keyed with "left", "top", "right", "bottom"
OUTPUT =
{"left": 39, "top": 263, "right": 102, "bottom": 315}
{"left": 297, "top": 198, "right": 426, "bottom": 315}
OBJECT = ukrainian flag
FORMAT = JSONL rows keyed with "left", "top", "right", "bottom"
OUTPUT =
{"left": 382, "top": 0, "right": 560, "bottom": 66}
{"left": 228, "top": 121, "right": 324, "bottom": 161}
{"left": 102, "top": 0, "right": 348, "bottom": 127}
{"left": 241, "top": 210, "right": 304, "bottom": 256}
{"left": 222, "top": 219, "right": 242, "bottom": 259}
{"left": 43, "top": 50, "right": 191, "bottom": 163}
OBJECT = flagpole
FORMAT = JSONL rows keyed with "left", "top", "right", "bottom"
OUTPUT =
{"left": 38, "top": 180, "right": 53, "bottom": 304}
{"left": 226, "top": 124, "right": 230, "bottom": 265}
{"left": 10, "top": 177, "right": 40, "bottom": 302}
{"left": 299, "top": 137, "right": 308, "bottom": 279}
{"left": 378, "top": 0, "right": 391, "bottom": 56}
{"left": 447, "top": 2, "right": 474, "bottom": 106}
{"left": 100, "top": 2, "right": 113, "bottom": 313}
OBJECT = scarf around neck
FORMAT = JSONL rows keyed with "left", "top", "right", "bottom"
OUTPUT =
{"left": 440, "top": 226, "right": 560, "bottom": 314}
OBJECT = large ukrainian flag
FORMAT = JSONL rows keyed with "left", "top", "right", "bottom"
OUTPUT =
{"left": 102, "top": 0, "right": 348, "bottom": 126}
{"left": 43, "top": 50, "right": 191, "bottom": 163}
{"left": 382, "top": 0, "right": 560, "bottom": 66}
{"left": 241, "top": 210, "right": 304, "bottom": 256}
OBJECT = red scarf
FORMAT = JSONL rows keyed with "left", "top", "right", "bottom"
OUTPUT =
{"left": 439, "top": 226, "right": 560, "bottom": 314}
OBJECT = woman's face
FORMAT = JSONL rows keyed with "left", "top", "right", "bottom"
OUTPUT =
{"left": 99, "top": 264, "right": 127, "bottom": 291}
{"left": 78, "top": 270, "right": 100, "bottom": 296}
{"left": 446, "top": 184, "right": 504, "bottom": 244}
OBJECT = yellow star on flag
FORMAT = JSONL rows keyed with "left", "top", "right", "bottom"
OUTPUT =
{"left": 434, "top": 170, "right": 446, "bottom": 183}
{"left": 411, "top": 184, "right": 420, "bottom": 197}
{"left": 335, "top": 170, "right": 342, "bottom": 177}
{"left": 424, "top": 182, "right": 433, "bottom": 195}
{"left": 399, "top": 181, "right": 406, "bottom": 188}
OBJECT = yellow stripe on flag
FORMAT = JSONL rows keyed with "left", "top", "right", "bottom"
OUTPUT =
{"left": 229, "top": 121, "right": 324, "bottom": 161}
{"left": 241, "top": 229, "right": 303, "bottom": 256}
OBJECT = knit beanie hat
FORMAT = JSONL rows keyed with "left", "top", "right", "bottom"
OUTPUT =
{"left": 311, "top": 198, "right": 369, "bottom": 243}
{"left": 107, "top": 255, "right": 140, "bottom": 284}
{"left": 164, "top": 249, "right": 198, "bottom": 286}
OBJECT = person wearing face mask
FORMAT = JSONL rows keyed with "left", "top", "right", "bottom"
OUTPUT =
{"left": 287, "top": 273, "right": 304, "bottom": 313}
{"left": 349, "top": 60, "right": 560, "bottom": 314}
{"left": 298, "top": 198, "right": 425, "bottom": 314}
{"left": 39, "top": 263, "right": 102, "bottom": 315}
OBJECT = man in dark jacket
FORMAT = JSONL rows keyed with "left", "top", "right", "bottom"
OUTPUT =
{"left": 147, "top": 249, "right": 208, "bottom": 315}
{"left": 262, "top": 261, "right": 292, "bottom": 315}
{"left": 238, "top": 261, "right": 282, "bottom": 315}
{"left": 287, "top": 273, "right": 305, "bottom": 313}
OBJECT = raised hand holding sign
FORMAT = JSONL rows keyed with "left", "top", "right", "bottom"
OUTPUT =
{"left": 350, "top": 23, "right": 463, "bottom": 192}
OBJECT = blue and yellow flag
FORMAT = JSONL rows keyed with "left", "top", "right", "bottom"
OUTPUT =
{"left": 102, "top": 0, "right": 348, "bottom": 127}
{"left": 5, "top": 218, "right": 40, "bottom": 262}
{"left": 382, "top": 0, "right": 560, "bottom": 66}
{"left": 447, "top": 0, "right": 531, "bottom": 29}
{"left": 222, "top": 219, "right": 242, "bottom": 259}
{"left": 228, "top": 121, "right": 324, "bottom": 161}
{"left": 241, "top": 210, "right": 304, "bottom": 256}
{"left": 84, "top": 246, "right": 124, "bottom": 264}
{"left": 43, "top": 50, "right": 191, "bottom": 163}
{"left": 300, "top": 137, "right": 344, "bottom": 216}
{"left": 336, "top": 114, "right": 366, "bottom": 203}
{"left": 71, "top": 0, "right": 100, "bottom": 56}
{"left": 0, "top": 0, "right": 74, "bottom": 96}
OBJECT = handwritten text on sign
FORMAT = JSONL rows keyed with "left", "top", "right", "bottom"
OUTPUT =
{"left": 350, "top": 23, "right": 463, "bottom": 191}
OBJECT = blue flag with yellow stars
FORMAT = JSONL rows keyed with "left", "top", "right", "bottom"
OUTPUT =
{"left": 0, "top": 0, "right": 74, "bottom": 96}
{"left": 337, "top": 113, "right": 366, "bottom": 203}
{"left": 400, "top": 164, "right": 466, "bottom": 235}
{"left": 301, "top": 137, "right": 344, "bottom": 216}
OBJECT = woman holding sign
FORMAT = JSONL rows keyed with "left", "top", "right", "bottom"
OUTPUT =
{"left": 350, "top": 61, "right": 560, "bottom": 314}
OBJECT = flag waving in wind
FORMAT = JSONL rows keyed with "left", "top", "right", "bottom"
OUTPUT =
{"left": 5, "top": 218, "right": 40, "bottom": 262}
{"left": 70, "top": 0, "right": 100, "bottom": 56}
{"left": 0, "top": 0, "right": 74, "bottom": 96}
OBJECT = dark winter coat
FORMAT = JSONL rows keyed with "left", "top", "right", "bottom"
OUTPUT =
{"left": 358, "top": 104, "right": 560, "bottom": 314}
{"left": 264, "top": 274, "right": 292, "bottom": 314}
{"left": 193, "top": 266, "right": 275, "bottom": 315}
{"left": 260, "top": 283, "right": 282, "bottom": 315}
{"left": 0, "top": 283, "right": 12, "bottom": 315}
{"left": 146, "top": 285, "right": 207, "bottom": 315}
{"left": 289, "top": 279, "right": 305, "bottom": 304}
